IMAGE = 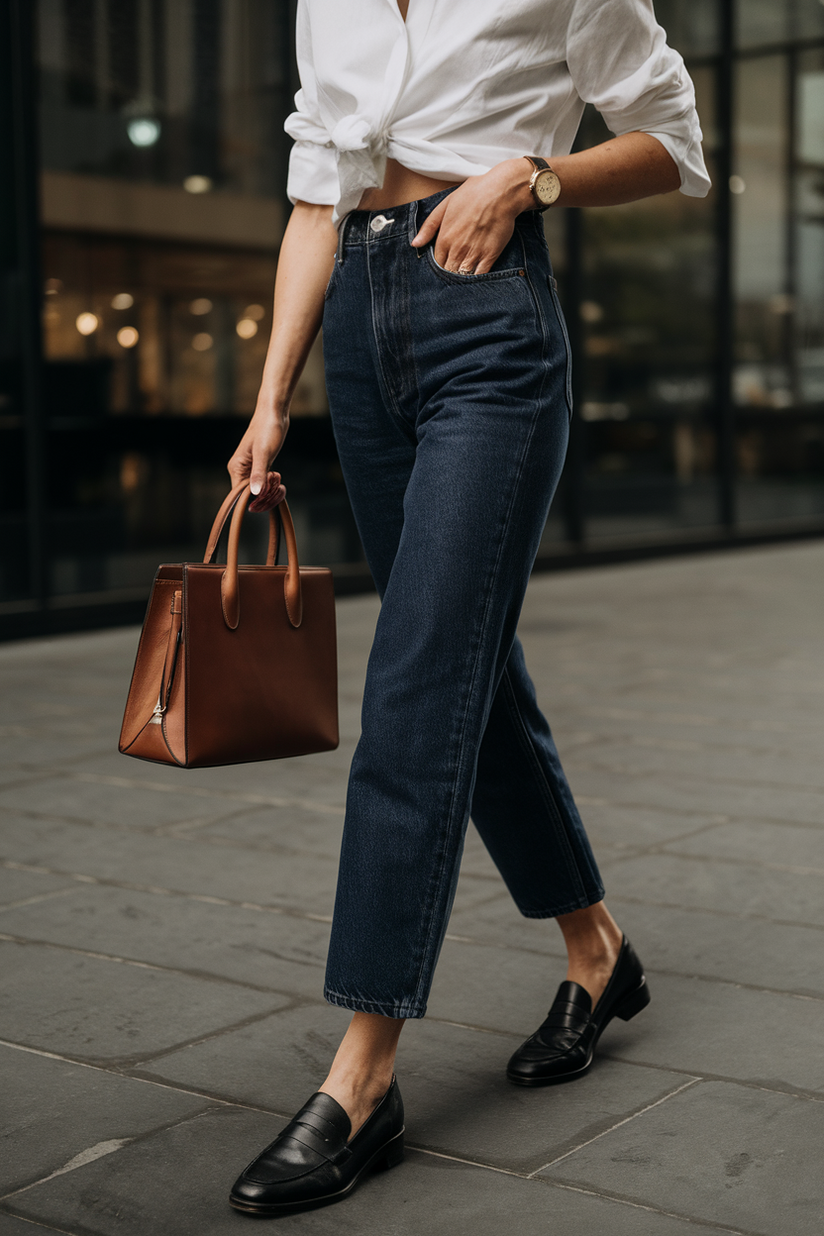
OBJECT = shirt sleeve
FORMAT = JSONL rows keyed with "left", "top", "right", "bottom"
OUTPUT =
{"left": 566, "top": 0, "right": 711, "bottom": 198}
{"left": 283, "top": 0, "right": 339, "bottom": 207}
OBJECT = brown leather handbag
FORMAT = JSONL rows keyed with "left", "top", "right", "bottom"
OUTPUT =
{"left": 119, "top": 481, "right": 339, "bottom": 768}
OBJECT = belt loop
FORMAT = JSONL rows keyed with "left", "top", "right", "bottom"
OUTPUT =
{"left": 336, "top": 213, "right": 351, "bottom": 267}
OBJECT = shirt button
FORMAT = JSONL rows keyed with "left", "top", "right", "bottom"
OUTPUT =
{"left": 370, "top": 214, "right": 392, "bottom": 233}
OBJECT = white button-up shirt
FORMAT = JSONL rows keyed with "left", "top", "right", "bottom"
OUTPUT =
{"left": 286, "top": 0, "right": 711, "bottom": 224}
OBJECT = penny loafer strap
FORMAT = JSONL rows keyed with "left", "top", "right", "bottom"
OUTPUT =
{"left": 281, "top": 1124, "right": 352, "bottom": 1166}
{"left": 543, "top": 985, "right": 592, "bottom": 1030}
{"left": 293, "top": 1108, "right": 347, "bottom": 1142}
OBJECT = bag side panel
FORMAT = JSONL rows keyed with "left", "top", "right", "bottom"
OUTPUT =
{"left": 119, "top": 572, "right": 182, "bottom": 754}
{"left": 161, "top": 594, "right": 188, "bottom": 765}
{"left": 122, "top": 711, "right": 179, "bottom": 765}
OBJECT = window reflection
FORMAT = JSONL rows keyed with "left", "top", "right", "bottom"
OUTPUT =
{"left": 653, "top": 0, "right": 720, "bottom": 57}
{"left": 733, "top": 56, "right": 789, "bottom": 410}
{"left": 732, "top": 46, "right": 824, "bottom": 525}
{"left": 39, "top": 0, "right": 289, "bottom": 196}
{"left": 736, "top": 0, "right": 824, "bottom": 50}
{"left": 40, "top": 236, "right": 288, "bottom": 416}
{"left": 30, "top": 0, "right": 357, "bottom": 601}
{"left": 562, "top": 81, "right": 719, "bottom": 546}
{"left": 796, "top": 51, "right": 824, "bottom": 407}
{"left": 6, "top": 1, "right": 824, "bottom": 617}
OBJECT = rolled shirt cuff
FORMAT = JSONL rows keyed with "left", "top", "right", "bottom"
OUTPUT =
{"left": 642, "top": 124, "right": 712, "bottom": 198}
{"left": 286, "top": 140, "right": 340, "bottom": 207}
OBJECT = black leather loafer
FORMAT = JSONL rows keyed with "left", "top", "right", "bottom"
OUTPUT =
{"left": 507, "top": 936, "right": 650, "bottom": 1087}
{"left": 229, "top": 1077, "right": 404, "bottom": 1216}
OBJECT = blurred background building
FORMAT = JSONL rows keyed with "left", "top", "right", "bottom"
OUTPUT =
{"left": 2, "top": 0, "right": 824, "bottom": 638}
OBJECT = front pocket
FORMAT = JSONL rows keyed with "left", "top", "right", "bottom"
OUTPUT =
{"left": 426, "top": 245, "right": 525, "bottom": 286}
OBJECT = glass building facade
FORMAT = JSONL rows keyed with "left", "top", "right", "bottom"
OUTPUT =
{"left": 2, "top": 0, "right": 824, "bottom": 638}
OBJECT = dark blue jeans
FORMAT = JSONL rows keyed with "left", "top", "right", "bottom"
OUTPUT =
{"left": 321, "top": 189, "right": 604, "bottom": 1018}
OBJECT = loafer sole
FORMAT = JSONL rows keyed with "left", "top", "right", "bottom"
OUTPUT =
{"left": 507, "top": 1057, "right": 594, "bottom": 1087}
{"left": 229, "top": 1129, "right": 405, "bottom": 1216}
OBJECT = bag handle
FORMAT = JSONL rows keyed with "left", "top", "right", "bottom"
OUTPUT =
{"left": 220, "top": 483, "right": 302, "bottom": 631}
{"left": 203, "top": 479, "right": 279, "bottom": 568}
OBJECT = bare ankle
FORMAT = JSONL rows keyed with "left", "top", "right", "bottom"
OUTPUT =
{"left": 321, "top": 1063, "right": 393, "bottom": 1106}
{"left": 317, "top": 1012, "right": 404, "bottom": 1138}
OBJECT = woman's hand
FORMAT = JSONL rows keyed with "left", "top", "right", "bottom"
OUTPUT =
{"left": 227, "top": 406, "right": 289, "bottom": 508}
{"left": 411, "top": 158, "right": 532, "bottom": 274}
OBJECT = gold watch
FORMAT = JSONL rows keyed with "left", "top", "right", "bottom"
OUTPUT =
{"left": 525, "top": 156, "right": 561, "bottom": 211}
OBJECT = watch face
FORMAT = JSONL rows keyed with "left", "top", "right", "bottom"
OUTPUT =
{"left": 535, "top": 169, "right": 561, "bottom": 206}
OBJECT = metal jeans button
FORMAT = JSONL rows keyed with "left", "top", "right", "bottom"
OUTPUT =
{"left": 370, "top": 214, "right": 393, "bottom": 233}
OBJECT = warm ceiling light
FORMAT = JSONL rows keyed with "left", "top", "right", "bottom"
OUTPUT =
{"left": 112, "top": 292, "right": 134, "bottom": 310}
{"left": 190, "top": 298, "right": 213, "bottom": 315}
{"left": 127, "top": 118, "right": 161, "bottom": 147}
{"left": 183, "top": 175, "right": 213, "bottom": 194}
{"left": 236, "top": 318, "right": 258, "bottom": 339}
{"left": 192, "top": 332, "right": 213, "bottom": 351}
{"left": 117, "top": 326, "right": 139, "bottom": 348}
{"left": 76, "top": 312, "right": 99, "bottom": 335}
{"left": 44, "top": 278, "right": 62, "bottom": 295}
{"left": 580, "top": 301, "right": 604, "bottom": 324}
{"left": 244, "top": 303, "right": 266, "bottom": 321}
{"left": 769, "top": 294, "right": 794, "bottom": 315}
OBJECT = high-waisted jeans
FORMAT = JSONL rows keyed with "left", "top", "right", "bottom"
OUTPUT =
{"left": 321, "top": 188, "right": 604, "bottom": 1019}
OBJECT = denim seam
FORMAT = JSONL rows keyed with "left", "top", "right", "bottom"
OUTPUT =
{"left": 517, "top": 230, "right": 549, "bottom": 351}
{"left": 366, "top": 236, "right": 414, "bottom": 432}
{"left": 408, "top": 456, "right": 516, "bottom": 1009}
{"left": 520, "top": 892, "right": 605, "bottom": 919}
{"left": 324, "top": 986, "right": 425, "bottom": 1019}
{"left": 408, "top": 240, "right": 552, "bottom": 1011}
{"left": 500, "top": 664, "right": 593, "bottom": 907}
{"left": 408, "top": 592, "right": 494, "bottom": 1007}
{"left": 546, "top": 276, "right": 574, "bottom": 419}
{"left": 500, "top": 250, "right": 597, "bottom": 909}
{"left": 500, "top": 232, "right": 598, "bottom": 912}
{"left": 398, "top": 242, "right": 421, "bottom": 427}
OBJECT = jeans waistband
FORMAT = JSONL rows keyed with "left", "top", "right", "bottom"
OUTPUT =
{"left": 336, "top": 186, "right": 545, "bottom": 264}
{"left": 337, "top": 187, "right": 456, "bottom": 257}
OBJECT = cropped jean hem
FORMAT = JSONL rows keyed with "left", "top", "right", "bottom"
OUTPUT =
{"left": 518, "top": 887, "right": 606, "bottom": 920}
{"left": 324, "top": 987, "right": 426, "bottom": 1020}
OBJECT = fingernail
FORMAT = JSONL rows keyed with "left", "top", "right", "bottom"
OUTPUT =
{"left": 250, "top": 481, "right": 261, "bottom": 495}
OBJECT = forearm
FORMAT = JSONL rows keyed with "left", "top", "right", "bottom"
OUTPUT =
{"left": 529, "top": 132, "right": 681, "bottom": 209}
{"left": 488, "top": 133, "right": 681, "bottom": 216}
{"left": 257, "top": 201, "right": 337, "bottom": 414}
{"left": 227, "top": 200, "right": 336, "bottom": 494}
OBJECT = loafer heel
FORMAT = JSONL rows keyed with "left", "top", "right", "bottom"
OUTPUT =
{"left": 374, "top": 1131, "right": 405, "bottom": 1171}
{"left": 615, "top": 979, "right": 650, "bottom": 1022}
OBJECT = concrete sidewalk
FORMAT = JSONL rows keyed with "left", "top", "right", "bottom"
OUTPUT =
{"left": 1, "top": 543, "right": 822, "bottom": 1236}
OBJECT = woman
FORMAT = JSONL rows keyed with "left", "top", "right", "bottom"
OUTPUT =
{"left": 228, "top": 0, "right": 710, "bottom": 1217}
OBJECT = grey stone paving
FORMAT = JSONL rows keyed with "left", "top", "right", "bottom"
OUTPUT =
{"left": 1, "top": 542, "right": 823, "bottom": 1235}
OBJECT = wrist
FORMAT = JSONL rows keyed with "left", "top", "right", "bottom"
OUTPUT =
{"left": 253, "top": 397, "right": 290, "bottom": 427}
{"left": 491, "top": 158, "right": 535, "bottom": 213}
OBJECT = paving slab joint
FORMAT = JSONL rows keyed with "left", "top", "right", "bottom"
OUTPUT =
{"left": 527, "top": 1077, "right": 702, "bottom": 1176}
